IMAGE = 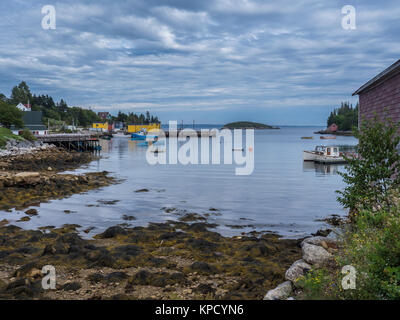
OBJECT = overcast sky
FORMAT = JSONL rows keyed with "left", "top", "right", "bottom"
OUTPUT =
{"left": 0, "top": 0, "right": 399, "bottom": 125}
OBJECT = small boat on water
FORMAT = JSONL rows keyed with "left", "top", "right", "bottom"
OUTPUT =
{"left": 301, "top": 137, "right": 313, "bottom": 140}
{"left": 303, "top": 145, "right": 346, "bottom": 164}
{"left": 113, "top": 132, "right": 130, "bottom": 138}
{"left": 131, "top": 131, "right": 147, "bottom": 140}
{"left": 131, "top": 130, "right": 158, "bottom": 141}
{"left": 320, "top": 136, "right": 336, "bottom": 140}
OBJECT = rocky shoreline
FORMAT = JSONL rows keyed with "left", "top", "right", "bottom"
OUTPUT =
{"left": 0, "top": 141, "right": 94, "bottom": 172}
{"left": 0, "top": 139, "right": 333, "bottom": 300}
{"left": 264, "top": 225, "right": 343, "bottom": 300}
{"left": 0, "top": 141, "right": 116, "bottom": 211}
{"left": 0, "top": 219, "right": 302, "bottom": 300}
{"left": 0, "top": 139, "right": 49, "bottom": 158}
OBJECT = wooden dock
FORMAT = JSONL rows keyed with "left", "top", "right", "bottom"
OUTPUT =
{"left": 36, "top": 134, "right": 101, "bottom": 152}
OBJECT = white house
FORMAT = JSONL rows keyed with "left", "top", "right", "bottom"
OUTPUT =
{"left": 11, "top": 111, "right": 48, "bottom": 136}
{"left": 16, "top": 103, "right": 31, "bottom": 111}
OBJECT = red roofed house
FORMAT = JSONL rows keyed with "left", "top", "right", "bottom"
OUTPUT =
{"left": 353, "top": 59, "right": 400, "bottom": 127}
{"left": 328, "top": 123, "right": 338, "bottom": 132}
{"left": 16, "top": 103, "right": 31, "bottom": 111}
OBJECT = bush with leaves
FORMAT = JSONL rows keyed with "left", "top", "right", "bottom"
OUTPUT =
{"left": 20, "top": 128, "right": 37, "bottom": 142}
{"left": 339, "top": 208, "right": 400, "bottom": 299}
{"left": 0, "top": 100, "right": 24, "bottom": 129}
{"left": 337, "top": 115, "right": 400, "bottom": 212}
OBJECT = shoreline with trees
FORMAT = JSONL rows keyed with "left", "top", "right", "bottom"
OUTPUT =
{"left": 0, "top": 82, "right": 160, "bottom": 134}
{"left": 315, "top": 102, "right": 359, "bottom": 136}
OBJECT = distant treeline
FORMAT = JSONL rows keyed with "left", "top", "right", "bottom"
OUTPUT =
{"left": 327, "top": 102, "right": 358, "bottom": 131}
{"left": 114, "top": 111, "right": 160, "bottom": 125}
{"left": 0, "top": 81, "right": 159, "bottom": 128}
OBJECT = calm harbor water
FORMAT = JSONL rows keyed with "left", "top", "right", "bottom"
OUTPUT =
{"left": 2, "top": 126, "right": 358, "bottom": 238}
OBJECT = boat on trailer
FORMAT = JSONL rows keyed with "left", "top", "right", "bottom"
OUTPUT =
{"left": 303, "top": 145, "right": 346, "bottom": 164}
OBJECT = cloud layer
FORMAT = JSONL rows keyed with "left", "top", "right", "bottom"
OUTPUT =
{"left": 0, "top": 0, "right": 399, "bottom": 125}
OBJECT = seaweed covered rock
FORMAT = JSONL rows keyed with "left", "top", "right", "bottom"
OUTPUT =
{"left": 61, "top": 282, "right": 82, "bottom": 291}
{"left": 0, "top": 220, "right": 301, "bottom": 300}
{"left": 97, "top": 226, "right": 127, "bottom": 239}
{"left": 126, "top": 270, "right": 186, "bottom": 289}
{"left": 190, "top": 262, "right": 216, "bottom": 274}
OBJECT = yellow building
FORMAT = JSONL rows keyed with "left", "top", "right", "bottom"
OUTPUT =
{"left": 92, "top": 122, "right": 108, "bottom": 130}
{"left": 127, "top": 123, "right": 160, "bottom": 133}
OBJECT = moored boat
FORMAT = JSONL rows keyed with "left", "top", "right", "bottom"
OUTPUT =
{"left": 320, "top": 136, "right": 336, "bottom": 140}
{"left": 303, "top": 145, "right": 346, "bottom": 164}
{"left": 131, "top": 131, "right": 147, "bottom": 140}
{"left": 131, "top": 131, "right": 159, "bottom": 141}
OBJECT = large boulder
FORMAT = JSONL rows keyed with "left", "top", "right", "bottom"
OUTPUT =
{"left": 285, "top": 259, "right": 312, "bottom": 284}
{"left": 302, "top": 243, "right": 332, "bottom": 266}
{"left": 14, "top": 172, "right": 41, "bottom": 186}
{"left": 15, "top": 172, "right": 40, "bottom": 179}
{"left": 301, "top": 236, "right": 337, "bottom": 249}
{"left": 263, "top": 281, "right": 292, "bottom": 300}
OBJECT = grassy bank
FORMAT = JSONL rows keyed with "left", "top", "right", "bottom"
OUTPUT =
{"left": 0, "top": 127, "right": 24, "bottom": 148}
{"left": 0, "top": 127, "right": 37, "bottom": 149}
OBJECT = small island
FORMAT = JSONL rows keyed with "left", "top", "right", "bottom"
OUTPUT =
{"left": 222, "top": 121, "right": 279, "bottom": 130}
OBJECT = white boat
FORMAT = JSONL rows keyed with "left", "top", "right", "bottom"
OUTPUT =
{"left": 303, "top": 145, "right": 346, "bottom": 164}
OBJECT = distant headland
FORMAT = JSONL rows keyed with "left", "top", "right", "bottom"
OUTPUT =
{"left": 222, "top": 121, "right": 280, "bottom": 130}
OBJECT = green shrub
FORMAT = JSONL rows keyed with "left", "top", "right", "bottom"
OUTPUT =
{"left": 297, "top": 268, "right": 340, "bottom": 300}
{"left": 337, "top": 115, "right": 400, "bottom": 212}
{"left": 336, "top": 208, "right": 400, "bottom": 299}
{"left": 20, "top": 128, "right": 36, "bottom": 142}
{"left": 299, "top": 208, "right": 400, "bottom": 300}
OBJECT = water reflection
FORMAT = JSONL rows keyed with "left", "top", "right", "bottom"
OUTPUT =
{"left": 302, "top": 161, "right": 343, "bottom": 175}
{"left": 0, "top": 127, "right": 358, "bottom": 239}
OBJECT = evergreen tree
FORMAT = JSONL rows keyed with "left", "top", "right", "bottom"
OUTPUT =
{"left": 327, "top": 102, "right": 358, "bottom": 130}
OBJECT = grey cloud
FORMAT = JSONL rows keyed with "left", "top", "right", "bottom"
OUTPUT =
{"left": 0, "top": 0, "right": 399, "bottom": 125}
